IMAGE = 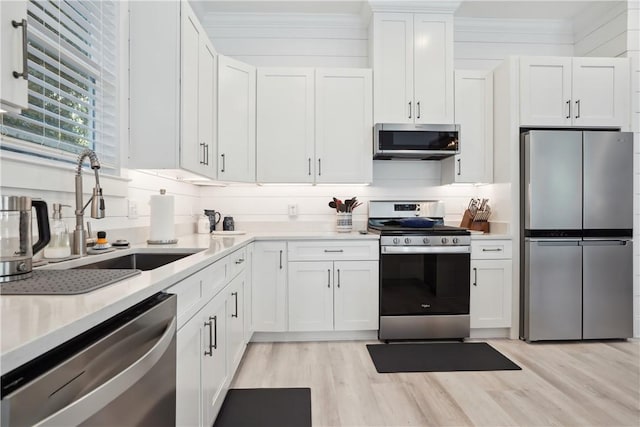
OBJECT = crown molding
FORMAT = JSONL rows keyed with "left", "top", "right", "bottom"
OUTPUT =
{"left": 368, "top": 1, "right": 461, "bottom": 14}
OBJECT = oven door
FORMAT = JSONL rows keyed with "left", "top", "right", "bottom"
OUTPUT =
{"left": 380, "top": 246, "right": 470, "bottom": 317}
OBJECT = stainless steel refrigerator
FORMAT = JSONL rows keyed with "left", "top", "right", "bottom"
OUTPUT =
{"left": 520, "top": 130, "right": 634, "bottom": 341}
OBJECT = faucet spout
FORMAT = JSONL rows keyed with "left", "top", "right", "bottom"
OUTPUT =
{"left": 73, "top": 149, "right": 105, "bottom": 256}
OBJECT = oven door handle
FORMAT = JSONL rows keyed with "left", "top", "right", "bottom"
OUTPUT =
{"left": 34, "top": 317, "right": 177, "bottom": 427}
{"left": 381, "top": 246, "right": 470, "bottom": 254}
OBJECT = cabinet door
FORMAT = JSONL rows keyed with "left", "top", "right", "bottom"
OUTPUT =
{"left": 443, "top": 70, "right": 493, "bottom": 184}
{"left": 226, "top": 272, "right": 245, "bottom": 374}
{"left": 413, "top": 14, "right": 454, "bottom": 124}
{"left": 333, "top": 261, "right": 379, "bottom": 331}
{"left": 176, "top": 313, "right": 202, "bottom": 427}
{"left": 0, "top": 0, "right": 28, "bottom": 111}
{"left": 315, "top": 68, "right": 373, "bottom": 184}
{"left": 180, "top": 6, "right": 203, "bottom": 175}
{"left": 199, "top": 40, "right": 217, "bottom": 177}
{"left": 218, "top": 55, "right": 256, "bottom": 182}
{"left": 372, "top": 13, "right": 414, "bottom": 123}
{"left": 288, "top": 261, "right": 334, "bottom": 331}
{"left": 256, "top": 68, "right": 315, "bottom": 183}
{"left": 470, "top": 259, "right": 512, "bottom": 328}
{"left": 252, "top": 241, "right": 287, "bottom": 332}
{"left": 572, "top": 57, "right": 629, "bottom": 128}
{"left": 201, "top": 294, "right": 227, "bottom": 427}
{"left": 520, "top": 57, "right": 572, "bottom": 126}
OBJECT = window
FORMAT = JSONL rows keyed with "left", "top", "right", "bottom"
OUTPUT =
{"left": 0, "top": 0, "right": 119, "bottom": 170}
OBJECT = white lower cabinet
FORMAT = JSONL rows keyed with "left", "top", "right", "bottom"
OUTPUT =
{"left": 252, "top": 241, "right": 288, "bottom": 332}
{"left": 287, "top": 261, "right": 379, "bottom": 331}
{"left": 201, "top": 293, "right": 227, "bottom": 427}
{"left": 226, "top": 271, "right": 245, "bottom": 374}
{"left": 172, "top": 246, "right": 252, "bottom": 427}
{"left": 470, "top": 240, "right": 513, "bottom": 329}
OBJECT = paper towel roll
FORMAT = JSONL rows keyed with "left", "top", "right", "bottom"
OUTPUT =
{"left": 148, "top": 189, "right": 176, "bottom": 243}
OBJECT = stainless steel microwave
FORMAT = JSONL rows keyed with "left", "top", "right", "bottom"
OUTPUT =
{"left": 373, "top": 123, "right": 460, "bottom": 160}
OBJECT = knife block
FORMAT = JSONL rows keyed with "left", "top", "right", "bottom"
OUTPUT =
{"left": 460, "top": 209, "right": 490, "bottom": 233}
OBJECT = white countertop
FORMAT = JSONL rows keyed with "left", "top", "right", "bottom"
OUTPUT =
{"left": 1, "top": 231, "right": 378, "bottom": 375}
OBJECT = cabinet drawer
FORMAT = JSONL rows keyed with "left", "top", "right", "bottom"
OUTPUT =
{"left": 471, "top": 240, "right": 512, "bottom": 259}
{"left": 228, "top": 247, "right": 247, "bottom": 279}
{"left": 166, "top": 270, "right": 204, "bottom": 321}
{"left": 201, "top": 259, "right": 228, "bottom": 297}
{"left": 288, "top": 240, "right": 379, "bottom": 261}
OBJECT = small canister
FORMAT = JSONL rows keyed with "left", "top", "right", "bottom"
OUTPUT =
{"left": 222, "top": 216, "right": 234, "bottom": 231}
{"left": 197, "top": 215, "right": 210, "bottom": 234}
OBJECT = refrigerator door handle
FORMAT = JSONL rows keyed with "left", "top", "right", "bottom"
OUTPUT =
{"left": 580, "top": 240, "right": 630, "bottom": 246}
{"left": 529, "top": 239, "right": 580, "bottom": 246}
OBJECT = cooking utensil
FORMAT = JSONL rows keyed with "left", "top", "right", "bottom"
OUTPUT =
{"left": 1, "top": 196, "right": 51, "bottom": 283}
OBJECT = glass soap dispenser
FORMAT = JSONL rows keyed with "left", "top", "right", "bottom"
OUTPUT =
{"left": 44, "top": 203, "right": 71, "bottom": 259}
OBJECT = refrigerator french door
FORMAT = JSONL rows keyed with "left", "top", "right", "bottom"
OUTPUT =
{"left": 521, "top": 130, "right": 633, "bottom": 341}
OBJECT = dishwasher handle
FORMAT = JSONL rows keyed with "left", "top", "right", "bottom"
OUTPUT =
{"left": 35, "top": 317, "right": 177, "bottom": 427}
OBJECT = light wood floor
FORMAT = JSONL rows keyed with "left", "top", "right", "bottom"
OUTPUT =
{"left": 231, "top": 339, "right": 640, "bottom": 426}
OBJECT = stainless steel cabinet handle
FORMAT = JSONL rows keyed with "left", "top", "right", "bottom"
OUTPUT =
{"left": 12, "top": 19, "right": 28, "bottom": 80}
{"left": 204, "top": 144, "right": 209, "bottom": 165}
{"left": 232, "top": 292, "right": 238, "bottom": 318}
{"left": 308, "top": 158, "right": 311, "bottom": 176}
{"left": 213, "top": 315, "right": 218, "bottom": 349}
{"left": 481, "top": 248, "right": 502, "bottom": 252}
{"left": 327, "top": 269, "right": 331, "bottom": 288}
{"left": 220, "top": 153, "right": 226, "bottom": 173}
{"left": 324, "top": 249, "right": 344, "bottom": 253}
{"left": 36, "top": 317, "right": 177, "bottom": 427}
{"left": 408, "top": 101, "right": 412, "bottom": 119}
{"left": 279, "top": 250, "right": 283, "bottom": 269}
{"left": 457, "top": 158, "right": 461, "bottom": 176}
{"left": 417, "top": 101, "right": 421, "bottom": 119}
{"left": 318, "top": 158, "right": 322, "bottom": 176}
{"left": 575, "top": 100, "right": 580, "bottom": 118}
{"left": 200, "top": 143, "right": 205, "bottom": 165}
{"left": 204, "top": 317, "right": 214, "bottom": 356}
{"left": 565, "top": 100, "right": 571, "bottom": 119}
{"left": 473, "top": 267, "right": 477, "bottom": 286}
{"left": 337, "top": 269, "right": 340, "bottom": 288}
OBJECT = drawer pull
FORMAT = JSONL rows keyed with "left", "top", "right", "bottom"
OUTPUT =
{"left": 324, "top": 249, "right": 344, "bottom": 253}
{"left": 235, "top": 258, "right": 244, "bottom": 264}
{"left": 482, "top": 248, "right": 502, "bottom": 252}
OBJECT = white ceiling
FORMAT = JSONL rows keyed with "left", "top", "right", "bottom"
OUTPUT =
{"left": 190, "top": 0, "right": 616, "bottom": 19}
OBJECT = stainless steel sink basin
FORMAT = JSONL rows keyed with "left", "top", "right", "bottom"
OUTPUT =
{"left": 72, "top": 252, "right": 197, "bottom": 271}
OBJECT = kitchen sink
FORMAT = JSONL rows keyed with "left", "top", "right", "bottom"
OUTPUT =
{"left": 72, "top": 252, "right": 198, "bottom": 271}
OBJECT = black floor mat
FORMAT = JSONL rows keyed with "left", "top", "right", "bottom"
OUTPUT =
{"left": 213, "top": 388, "right": 312, "bottom": 427}
{"left": 367, "top": 342, "right": 521, "bottom": 373}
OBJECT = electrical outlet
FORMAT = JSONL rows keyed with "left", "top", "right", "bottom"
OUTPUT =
{"left": 128, "top": 200, "right": 139, "bottom": 219}
{"left": 288, "top": 204, "right": 298, "bottom": 216}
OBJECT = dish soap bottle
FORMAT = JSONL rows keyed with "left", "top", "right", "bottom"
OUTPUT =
{"left": 44, "top": 203, "right": 71, "bottom": 259}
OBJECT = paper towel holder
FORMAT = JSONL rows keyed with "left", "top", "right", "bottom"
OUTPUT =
{"left": 147, "top": 189, "right": 178, "bottom": 245}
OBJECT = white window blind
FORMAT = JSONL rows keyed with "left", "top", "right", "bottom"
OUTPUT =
{"left": 0, "top": 0, "right": 119, "bottom": 170}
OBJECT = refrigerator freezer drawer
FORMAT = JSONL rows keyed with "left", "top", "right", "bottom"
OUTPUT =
{"left": 524, "top": 240, "right": 582, "bottom": 341}
{"left": 582, "top": 240, "right": 633, "bottom": 339}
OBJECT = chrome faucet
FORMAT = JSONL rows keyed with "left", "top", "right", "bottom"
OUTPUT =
{"left": 73, "top": 149, "right": 105, "bottom": 255}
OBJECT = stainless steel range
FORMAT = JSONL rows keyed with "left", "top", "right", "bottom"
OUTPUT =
{"left": 368, "top": 201, "right": 471, "bottom": 341}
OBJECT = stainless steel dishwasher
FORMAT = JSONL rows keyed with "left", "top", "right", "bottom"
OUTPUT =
{"left": 1, "top": 292, "right": 176, "bottom": 426}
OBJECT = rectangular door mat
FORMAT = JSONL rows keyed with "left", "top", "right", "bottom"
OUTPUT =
{"left": 367, "top": 342, "right": 521, "bottom": 373}
{"left": 213, "top": 388, "right": 312, "bottom": 427}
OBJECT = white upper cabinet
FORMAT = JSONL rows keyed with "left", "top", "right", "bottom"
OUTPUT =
{"left": 217, "top": 55, "right": 256, "bottom": 182}
{"left": 129, "top": 0, "right": 216, "bottom": 178}
{"left": 315, "top": 68, "right": 373, "bottom": 184}
{"left": 180, "top": 5, "right": 216, "bottom": 177}
{"left": 1, "top": 0, "right": 28, "bottom": 112}
{"left": 520, "top": 56, "right": 630, "bottom": 128}
{"left": 442, "top": 70, "right": 493, "bottom": 184}
{"left": 372, "top": 12, "right": 454, "bottom": 124}
{"left": 256, "top": 68, "right": 315, "bottom": 183}
{"left": 255, "top": 67, "right": 372, "bottom": 184}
